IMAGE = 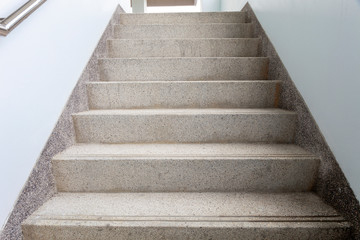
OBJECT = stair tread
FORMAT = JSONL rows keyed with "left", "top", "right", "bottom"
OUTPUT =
{"left": 24, "top": 192, "right": 346, "bottom": 222}
{"left": 55, "top": 143, "right": 314, "bottom": 159}
{"left": 73, "top": 108, "right": 295, "bottom": 116}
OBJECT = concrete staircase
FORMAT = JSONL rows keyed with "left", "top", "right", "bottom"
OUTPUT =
{"left": 22, "top": 11, "right": 351, "bottom": 239}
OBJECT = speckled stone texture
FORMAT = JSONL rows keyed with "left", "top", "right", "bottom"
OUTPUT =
{"left": 107, "top": 38, "right": 260, "bottom": 58}
{"left": 99, "top": 57, "right": 269, "bottom": 81}
{"left": 87, "top": 80, "right": 280, "bottom": 109}
{"left": 116, "top": 11, "right": 247, "bottom": 24}
{"left": 22, "top": 192, "right": 351, "bottom": 240}
{"left": 113, "top": 23, "right": 254, "bottom": 39}
{"left": 52, "top": 143, "right": 319, "bottom": 193}
{"left": 72, "top": 109, "right": 297, "bottom": 143}
{"left": 242, "top": 3, "right": 360, "bottom": 239}
{"left": 0, "top": 5, "right": 124, "bottom": 240}
{"left": 10, "top": 7, "right": 356, "bottom": 239}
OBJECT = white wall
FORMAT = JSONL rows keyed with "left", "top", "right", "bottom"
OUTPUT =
{"left": 201, "top": 0, "right": 220, "bottom": 12}
{"left": 0, "top": 0, "right": 131, "bottom": 230}
{"left": 221, "top": 0, "right": 360, "bottom": 199}
{"left": 0, "top": 0, "right": 26, "bottom": 17}
{"left": 220, "top": 0, "right": 240, "bottom": 11}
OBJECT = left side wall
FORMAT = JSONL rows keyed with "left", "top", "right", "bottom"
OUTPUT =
{"left": 0, "top": 1, "right": 130, "bottom": 239}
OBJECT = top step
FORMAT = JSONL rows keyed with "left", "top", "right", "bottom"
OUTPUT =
{"left": 116, "top": 12, "right": 247, "bottom": 25}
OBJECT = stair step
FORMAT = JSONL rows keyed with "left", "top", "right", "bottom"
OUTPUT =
{"left": 113, "top": 23, "right": 253, "bottom": 39}
{"left": 87, "top": 80, "right": 280, "bottom": 109}
{"left": 99, "top": 57, "right": 269, "bottom": 81}
{"left": 20, "top": 9, "right": 352, "bottom": 240}
{"left": 22, "top": 192, "right": 350, "bottom": 240}
{"left": 116, "top": 12, "right": 247, "bottom": 25}
{"left": 107, "top": 38, "right": 260, "bottom": 58}
{"left": 72, "top": 109, "right": 296, "bottom": 144}
{"left": 53, "top": 143, "right": 319, "bottom": 192}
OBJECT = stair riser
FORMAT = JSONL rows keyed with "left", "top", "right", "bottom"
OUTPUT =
{"left": 22, "top": 223, "right": 351, "bottom": 240}
{"left": 107, "top": 38, "right": 259, "bottom": 58}
{"left": 116, "top": 12, "right": 247, "bottom": 25}
{"left": 113, "top": 23, "right": 253, "bottom": 39}
{"left": 73, "top": 112, "right": 296, "bottom": 143}
{"left": 87, "top": 81, "right": 280, "bottom": 109}
{"left": 99, "top": 58, "right": 269, "bottom": 81}
{"left": 53, "top": 158, "right": 319, "bottom": 192}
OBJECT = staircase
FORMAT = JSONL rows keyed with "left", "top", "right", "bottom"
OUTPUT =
{"left": 22, "top": 11, "right": 351, "bottom": 239}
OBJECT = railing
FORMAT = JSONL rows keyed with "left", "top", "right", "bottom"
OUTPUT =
{"left": 0, "top": 0, "right": 46, "bottom": 36}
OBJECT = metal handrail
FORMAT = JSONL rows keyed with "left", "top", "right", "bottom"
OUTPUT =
{"left": 0, "top": 0, "right": 46, "bottom": 36}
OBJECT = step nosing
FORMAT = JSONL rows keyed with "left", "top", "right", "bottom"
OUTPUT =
{"left": 54, "top": 144, "right": 315, "bottom": 158}
{"left": 88, "top": 80, "right": 280, "bottom": 84}
{"left": 114, "top": 23, "right": 252, "bottom": 26}
{"left": 73, "top": 109, "right": 296, "bottom": 116}
{"left": 117, "top": 12, "right": 245, "bottom": 15}
{"left": 28, "top": 215, "right": 345, "bottom": 223}
{"left": 54, "top": 154, "right": 318, "bottom": 160}
{"left": 108, "top": 37, "right": 260, "bottom": 41}
{"left": 99, "top": 57, "right": 268, "bottom": 60}
{"left": 30, "top": 215, "right": 343, "bottom": 218}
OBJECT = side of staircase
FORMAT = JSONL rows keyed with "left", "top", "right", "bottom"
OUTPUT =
{"left": 22, "top": 11, "right": 351, "bottom": 239}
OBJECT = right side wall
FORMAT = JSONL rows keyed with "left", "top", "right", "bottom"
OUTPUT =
{"left": 219, "top": 0, "right": 360, "bottom": 237}
{"left": 222, "top": 0, "right": 360, "bottom": 200}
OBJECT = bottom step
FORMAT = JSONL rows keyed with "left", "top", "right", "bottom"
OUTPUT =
{"left": 23, "top": 192, "right": 350, "bottom": 240}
